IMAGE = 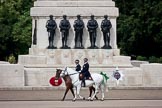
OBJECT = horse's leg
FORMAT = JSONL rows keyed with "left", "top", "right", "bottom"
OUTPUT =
{"left": 90, "top": 84, "right": 99, "bottom": 101}
{"left": 88, "top": 86, "right": 99, "bottom": 101}
{"left": 92, "top": 86, "right": 98, "bottom": 100}
{"left": 77, "top": 85, "right": 85, "bottom": 100}
{"left": 72, "top": 87, "right": 77, "bottom": 101}
{"left": 88, "top": 87, "right": 93, "bottom": 100}
{"left": 70, "top": 87, "right": 75, "bottom": 98}
{"left": 100, "top": 84, "right": 105, "bottom": 101}
{"left": 62, "top": 87, "right": 70, "bottom": 101}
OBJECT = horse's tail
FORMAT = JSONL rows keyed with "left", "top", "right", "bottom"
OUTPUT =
{"left": 100, "top": 72, "right": 109, "bottom": 92}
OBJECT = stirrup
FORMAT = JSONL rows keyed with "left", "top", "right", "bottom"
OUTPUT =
{"left": 81, "top": 82, "right": 86, "bottom": 87}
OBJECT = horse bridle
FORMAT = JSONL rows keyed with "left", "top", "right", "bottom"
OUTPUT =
{"left": 63, "top": 68, "right": 80, "bottom": 85}
{"left": 63, "top": 68, "right": 79, "bottom": 76}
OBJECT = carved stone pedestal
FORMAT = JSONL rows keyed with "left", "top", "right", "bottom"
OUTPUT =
{"left": 19, "top": 45, "right": 132, "bottom": 67}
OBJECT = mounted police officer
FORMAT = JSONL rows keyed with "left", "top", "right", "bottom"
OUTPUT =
{"left": 59, "top": 15, "right": 71, "bottom": 48}
{"left": 75, "top": 59, "right": 81, "bottom": 72}
{"left": 80, "top": 58, "right": 91, "bottom": 87}
{"left": 46, "top": 15, "right": 57, "bottom": 49}
{"left": 87, "top": 15, "right": 98, "bottom": 48}
{"left": 73, "top": 15, "right": 84, "bottom": 48}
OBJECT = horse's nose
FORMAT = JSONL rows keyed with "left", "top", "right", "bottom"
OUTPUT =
{"left": 55, "top": 76, "right": 59, "bottom": 80}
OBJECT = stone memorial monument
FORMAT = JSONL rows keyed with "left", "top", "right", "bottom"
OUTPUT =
{"left": 17, "top": 0, "right": 136, "bottom": 86}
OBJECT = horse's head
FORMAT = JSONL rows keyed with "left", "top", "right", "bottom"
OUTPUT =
{"left": 55, "top": 69, "right": 63, "bottom": 80}
{"left": 55, "top": 67, "right": 69, "bottom": 79}
{"left": 55, "top": 67, "right": 75, "bottom": 79}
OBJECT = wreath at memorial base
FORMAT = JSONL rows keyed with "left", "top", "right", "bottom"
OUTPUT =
{"left": 49, "top": 77, "right": 62, "bottom": 86}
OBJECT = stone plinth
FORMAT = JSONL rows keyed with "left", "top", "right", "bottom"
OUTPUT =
{"left": 23, "top": 66, "right": 143, "bottom": 87}
{"left": 131, "top": 60, "right": 149, "bottom": 67}
{"left": 0, "top": 64, "right": 24, "bottom": 87}
{"left": 141, "top": 63, "right": 162, "bottom": 87}
{"left": 18, "top": 47, "right": 132, "bottom": 67}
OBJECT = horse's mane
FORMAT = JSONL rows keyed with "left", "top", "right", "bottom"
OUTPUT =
{"left": 66, "top": 67, "right": 77, "bottom": 74}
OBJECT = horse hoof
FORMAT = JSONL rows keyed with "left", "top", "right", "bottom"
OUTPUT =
{"left": 95, "top": 96, "right": 98, "bottom": 100}
{"left": 83, "top": 97, "right": 85, "bottom": 100}
{"left": 72, "top": 99, "right": 76, "bottom": 102}
{"left": 87, "top": 97, "right": 91, "bottom": 101}
{"left": 101, "top": 99, "right": 104, "bottom": 101}
{"left": 61, "top": 99, "right": 64, "bottom": 101}
{"left": 90, "top": 99, "right": 93, "bottom": 101}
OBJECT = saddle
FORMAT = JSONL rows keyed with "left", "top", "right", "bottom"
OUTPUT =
{"left": 79, "top": 73, "right": 93, "bottom": 80}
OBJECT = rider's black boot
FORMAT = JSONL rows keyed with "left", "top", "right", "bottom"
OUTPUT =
{"left": 81, "top": 79, "right": 86, "bottom": 87}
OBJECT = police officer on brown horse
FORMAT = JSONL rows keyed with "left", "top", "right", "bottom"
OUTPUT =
{"left": 75, "top": 59, "right": 81, "bottom": 72}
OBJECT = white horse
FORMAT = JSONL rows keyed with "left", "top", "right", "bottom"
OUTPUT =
{"left": 60, "top": 67, "right": 108, "bottom": 101}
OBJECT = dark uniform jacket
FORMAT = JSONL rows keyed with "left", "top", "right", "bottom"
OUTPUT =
{"left": 81, "top": 62, "right": 91, "bottom": 79}
{"left": 73, "top": 19, "right": 84, "bottom": 32}
{"left": 75, "top": 64, "right": 81, "bottom": 71}
{"left": 101, "top": 19, "right": 112, "bottom": 33}
{"left": 59, "top": 19, "right": 71, "bottom": 32}
{"left": 87, "top": 19, "right": 98, "bottom": 32}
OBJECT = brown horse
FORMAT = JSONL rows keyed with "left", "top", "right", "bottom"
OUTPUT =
{"left": 55, "top": 69, "right": 98, "bottom": 101}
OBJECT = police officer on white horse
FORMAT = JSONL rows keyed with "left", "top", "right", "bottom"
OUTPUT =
{"left": 80, "top": 58, "right": 92, "bottom": 87}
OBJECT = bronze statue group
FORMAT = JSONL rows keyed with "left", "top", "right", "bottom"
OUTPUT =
{"left": 46, "top": 15, "right": 112, "bottom": 49}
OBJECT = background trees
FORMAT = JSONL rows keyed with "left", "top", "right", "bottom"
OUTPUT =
{"left": 115, "top": 0, "right": 162, "bottom": 62}
{"left": 0, "top": 0, "right": 34, "bottom": 61}
{"left": 0, "top": 0, "right": 162, "bottom": 63}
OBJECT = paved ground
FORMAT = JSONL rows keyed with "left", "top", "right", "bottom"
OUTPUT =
{"left": 0, "top": 89, "right": 162, "bottom": 108}
{"left": 1, "top": 100, "right": 162, "bottom": 108}
{"left": 0, "top": 89, "right": 162, "bottom": 101}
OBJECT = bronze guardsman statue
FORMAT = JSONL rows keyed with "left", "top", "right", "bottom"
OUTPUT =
{"left": 87, "top": 15, "right": 98, "bottom": 49}
{"left": 101, "top": 15, "right": 112, "bottom": 49}
{"left": 59, "top": 15, "right": 71, "bottom": 49}
{"left": 73, "top": 15, "right": 84, "bottom": 49}
{"left": 46, "top": 15, "right": 57, "bottom": 49}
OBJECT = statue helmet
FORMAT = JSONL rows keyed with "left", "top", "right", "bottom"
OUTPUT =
{"left": 63, "top": 15, "right": 67, "bottom": 18}
{"left": 104, "top": 15, "right": 108, "bottom": 19}
{"left": 91, "top": 15, "right": 94, "bottom": 18}
{"left": 77, "top": 14, "right": 81, "bottom": 18}
{"left": 49, "top": 15, "right": 53, "bottom": 18}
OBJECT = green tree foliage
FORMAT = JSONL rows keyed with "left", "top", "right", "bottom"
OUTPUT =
{"left": 115, "top": 0, "right": 162, "bottom": 58}
{"left": 0, "top": 0, "right": 34, "bottom": 61}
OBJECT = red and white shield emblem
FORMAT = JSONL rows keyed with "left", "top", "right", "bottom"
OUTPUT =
{"left": 49, "top": 77, "right": 62, "bottom": 86}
